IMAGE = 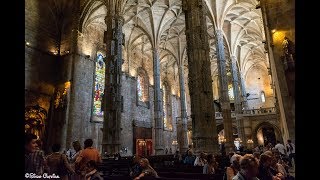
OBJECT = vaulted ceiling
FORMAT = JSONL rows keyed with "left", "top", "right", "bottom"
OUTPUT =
{"left": 79, "top": 0, "right": 268, "bottom": 96}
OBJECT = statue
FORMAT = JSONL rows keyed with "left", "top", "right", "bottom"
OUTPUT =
{"left": 282, "top": 37, "right": 295, "bottom": 70}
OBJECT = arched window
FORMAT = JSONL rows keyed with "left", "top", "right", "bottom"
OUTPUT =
{"left": 93, "top": 53, "right": 105, "bottom": 117}
{"left": 261, "top": 91, "right": 266, "bottom": 103}
{"left": 137, "top": 68, "right": 149, "bottom": 103}
{"left": 163, "top": 85, "right": 167, "bottom": 129}
{"left": 228, "top": 84, "right": 234, "bottom": 101}
{"left": 137, "top": 76, "right": 144, "bottom": 101}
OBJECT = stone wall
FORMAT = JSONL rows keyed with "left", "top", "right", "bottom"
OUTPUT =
{"left": 261, "top": 0, "right": 295, "bottom": 142}
{"left": 64, "top": 68, "right": 180, "bottom": 155}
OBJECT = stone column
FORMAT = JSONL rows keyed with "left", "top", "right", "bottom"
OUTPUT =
{"left": 183, "top": 0, "right": 218, "bottom": 154}
{"left": 215, "top": 29, "right": 233, "bottom": 150}
{"left": 153, "top": 48, "right": 164, "bottom": 155}
{"left": 65, "top": 1, "right": 80, "bottom": 151}
{"left": 231, "top": 55, "right": 246, "bottom": 145}
{"left": 178, "top": 65, "right": 188, "bottom": 153}
{"left": 102, "top": 14, "right": 123, "bottom": 155}
{"left": 239, "top": 75, "right": 248, "bottom": 109}
{"left": 260, "top": 0, "right": 295, "bottom": 142}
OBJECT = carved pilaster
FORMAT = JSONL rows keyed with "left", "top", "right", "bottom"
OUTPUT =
{"left": 231, "top": 55, "right": 246, "bottom": 145}
{"left": 153, "top": 48, "right": 164, "bottom": 155}
{"left": 215, "top": 29, "right": 233, "bottom": 150}
{"left": 183, "top": 0, "right": 218, "bottom": 154}
{"left": 178, "top": 66, "right": 188, "bottom": 153}
{"left": 102, "top": 14, "right": 123, "bottom": 155}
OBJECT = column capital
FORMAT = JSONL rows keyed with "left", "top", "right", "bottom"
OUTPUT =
{"left": 216, "top": 29, "right": 223, "bottom": 37}
{"left": 104, "top": 14, "right": 124, "bottom": 26}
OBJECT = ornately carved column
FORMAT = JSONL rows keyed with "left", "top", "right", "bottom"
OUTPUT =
{"left": 239, "top": 75, "right": 248, "bottom": 109}
{"left": 153, "top": 48, "right": 164, "bottom": 155}
{"left": 183, "top": 0, "right": 218, "bottom": 154}
{"left": 231, "top": 55, "right": 246, "bottom": 145}
{"left": 178, "top": 65, "right": 188, "bottom": 153}
{"left": 102, "top": 14, "right": 123, "bottom": 155}
{"left": 215, "top": 29, "right": 233, "bottom": 150}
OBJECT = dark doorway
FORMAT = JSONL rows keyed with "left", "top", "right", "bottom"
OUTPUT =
{"left": 262, "top": 126, "right": 276, "bottom": 146}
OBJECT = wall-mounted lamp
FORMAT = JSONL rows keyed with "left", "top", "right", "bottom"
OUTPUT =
{"left": 25, "top": 41, "right": 30, "bottom": 46}
{"left": 271, "top": 29, "right": 276, "bottom": 34}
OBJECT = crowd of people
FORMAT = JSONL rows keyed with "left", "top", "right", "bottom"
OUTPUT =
{"left": 25, "top": 132, "right": 295, "bottom": 180}
{"left": 25, "top": 133, "right": 103, "bottom": 180}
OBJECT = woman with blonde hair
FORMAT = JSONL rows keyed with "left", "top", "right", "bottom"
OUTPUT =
{"left": 134, "top": 158, "right": 159, "bottom": 179}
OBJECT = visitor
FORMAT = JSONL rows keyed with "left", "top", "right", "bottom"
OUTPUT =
{"left": 270, "top": 151, "right": 287, "bottom": 179}
{"left": 30, "top": 139, "right": 46, "bottom": 175}
{"left": 70, "top": 141, "right": 82, "bottom": 180}
{"left": 286, "top": 140, "right": 295, "bottom": 167}
{"left": 25, "top": 133, "right": 38, "bottom": 173}
{"left": 232, "top": 154, "right": 259, "bottom": 180}
{"left": 75, "top": 139, "right": 102, "bottom": 179}
{"left": 134, "top": 158, "right": 159, "bottom": 179}
{"left": 194, "top": 151, "right": 207, "bottom": 166}
{"left": 253, "top": 152, "right": 260, "bottom": 164}
{"left": 203, "top": 154, "right": 217, "bottom": 174}
{"left": 130, "top": 155, "right": 142, "bottom": 179}
{"left": 173, "top": 150, "right": 182, "bottom": 163}
{"left": 84, "top": 160, "right": 103, "bottom": 180}
{"left": 225, "top": 154, "right": 241, "bottom": 180}
{"left": 274, "top": 141, "right": 287, "bottom": 158}
{"left": 46, "top": 143, "right": 75, "bottom": 180}
{"left": 183, "top": 150, "right": 195, "bottom": 165}
{"left": 257, "top": 151, "right": 282, "bottom": 180}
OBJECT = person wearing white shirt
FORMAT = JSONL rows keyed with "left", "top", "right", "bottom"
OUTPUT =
{"left": 194, "top": 152, "right": 207, "bottom": 166}
{"left": 274, "top": 141, "right": 287, "bottom": 156}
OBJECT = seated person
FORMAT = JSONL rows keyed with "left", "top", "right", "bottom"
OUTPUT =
{"left": 183, "top": 150, "right": 195, "bottom": 165}
{"left": 233, "top": 154, "right": 259, "bottom": 180}
{"left": 134, "top": 158, "right": 158, "bottom": 180}
{"left": 130, "top": 155, "right": 143, "bottom": 178}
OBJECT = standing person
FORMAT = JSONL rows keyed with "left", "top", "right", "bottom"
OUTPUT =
{"left": 25, "top": 133, "right": 38, "bottom": 174}
{"left": 75, "top": 139, "right": 102, "bottom": 178}
{"left": 274, "top": 141, "right": 287, "bottom": 158}
{"left": 203, "top": 154, "right": 217, "bottom": 175}
{"left": 134, "top": 158, "right": 158, "bottom": 179}
{"left": 232, "top": 154, "right": 259, "bottom": 180}
{"left": 30, "top": 139, "right": 46, "bottom": 175}
{"left": 183, "top": 150, "right": 195, "bottom": 166}
{"left": 46, "top": 143, "right": 75, "bottom": 180}
{"left": 70, "top": 141, "right": 82, "bottom": 180}
{"left": 257, "top": 151, "right": 282, "bottom": 180}
{"left": 194, "top": 152, "right": 207, "bottom": 166}
{"left": 286, "top": 140, "right": 295, "bottom": 167}
{"left": 225, "top": 154, "right": 241, "bottom": 180}
{"left": 84, "top": 160, "right": 103, "bottom": 180}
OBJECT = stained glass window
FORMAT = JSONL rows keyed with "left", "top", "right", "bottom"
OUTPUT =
{"left": 163, "top": 85, "right": 168, "bottom": 129}
{"left": 93, "top": 53, "right": 105, "bottom": 116}
{"left": 228, "top": 84, "right": 234, "bottom": 100}
{"left": 137, "top": 76, "right": 143, "bottom": 101}
{"left": 261, "top": 91, "right": 265, "bottom": 102}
